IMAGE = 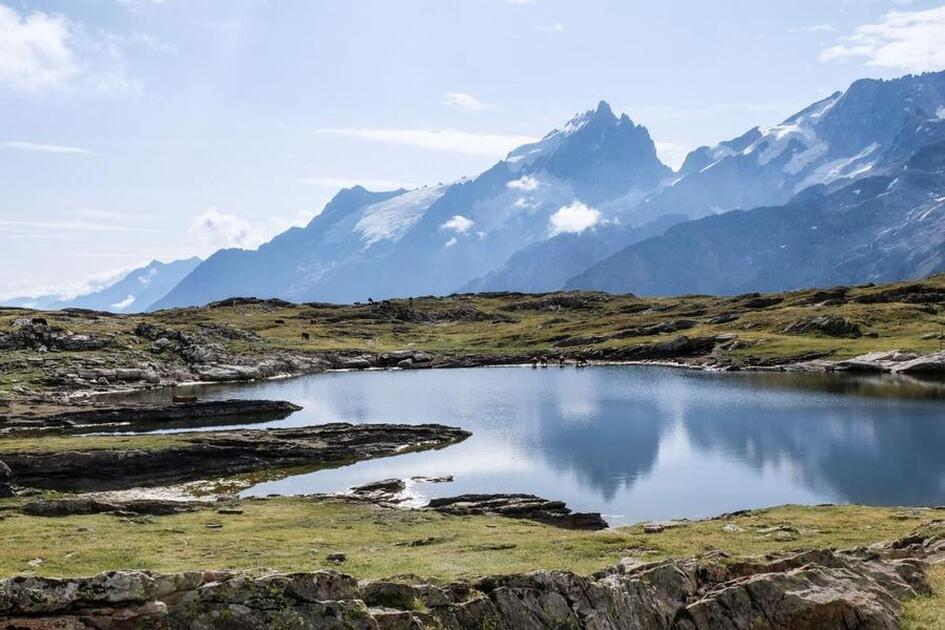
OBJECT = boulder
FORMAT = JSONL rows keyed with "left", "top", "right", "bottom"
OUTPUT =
{"left": 894, "top": 351, "right": 945, "bottom": 374}
{"left": 783, "top": 315, "right": 861, "bottom": 337}
{"left": 0, "top": 459, "right": 14, "bottom": 498}
{"left": 835, "top": 350, "right": 918, "bottom": 373}
{"left": 426, "top": 493, "right": 608, "bottom": 530}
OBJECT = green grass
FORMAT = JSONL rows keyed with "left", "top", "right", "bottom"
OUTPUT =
{"left": 903, "top": 564, "right": 945, "bottom": 629}
{"left": 0, "top": 434, "right": 186, "bottom": 454}
{"left": 4, "top": 276, "right": 945, "bottom": 376}
{"left": 0, "top": 501, "right": 939, "bottom": 582}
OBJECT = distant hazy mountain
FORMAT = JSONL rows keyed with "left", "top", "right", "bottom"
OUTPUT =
{"left": 151, "top": 101, "right": 674, "bottom": 308}
{"left": 3, "top": 258, "right": 201, "bottom": 313}
{"left": 567, "top": 138, "right": 945, "bottom": 295}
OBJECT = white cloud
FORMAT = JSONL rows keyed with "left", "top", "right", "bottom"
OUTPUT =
{"left": 444, "top": 236, "right": 458, "bottom": 247}
{"left": 440, "top": 214, "right": 475, "bottom": 234}
{"left": 820, "top": 5, "right": 945, "bottom": 72}
{"left": 0, "top": 264, "right": 134, "bottom": 301}
{"left": 300, "top": 176, "right": 413, "bottom": 191}
{"left": 442, "top": 92, "right": 493, "bottom": 111}
{"left": 1, "top": 140, "right": 92, "bottom": 154}
{"left": 310, "top": 127, "right": 537, "bottom": 157}
{"left": 0, "top": 4, "right": 78, "bottom": 91}
{"left": 0, "top": 219, "right": 155, "bottom": 234}
{"left": 72, "top": 209, "right": 157, "bottom": 222}
{"left": 110, "top": 294, "right": 135, "bottom": 309}
{"left": 654, "top": 141, "right": 691, "bottom": 171}
{"left": 189, "top": 207, "right": 315, "bottom": 255}
{"left": 538, "top": 23, "right": 564, "bottom": 33}
{"left": 787, "top": 24, "right": 835, "bottom": 34}
{"left": 189, "top": 208, "right": 261, "bottom": 251}
{"left": 137, "top": 267, "right": 158, "bottom": 286}
{"left": 115, "top": 0, "right": 167, "bottom": 13}
{"left": 507, "top": 175, "right": 540, "bottom": 191}
{"left": 549, "top": 201, "right": 601, "bottom": 236}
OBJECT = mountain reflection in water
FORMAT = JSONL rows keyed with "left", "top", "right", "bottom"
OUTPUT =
{"left": 123, "top": 366, "right": 945, "bottom": 524}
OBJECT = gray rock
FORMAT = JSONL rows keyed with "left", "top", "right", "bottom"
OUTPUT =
{"left": 0, "top": 540, "right": 929, "bottom": 629}
{"left": 783, "top": 315, "right": 861, "bottom": 337}
{"left": 0, "top": 459, "right": 14, "bottom": 498}
{"left": 426, "top": 493, "right": 608, "bottom": 530}
{"left": 894, "top": 351, "right": 945, "bottom": 374}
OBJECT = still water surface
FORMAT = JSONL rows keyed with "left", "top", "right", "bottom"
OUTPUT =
{"left": 130, "top": 366, "right": 945, "bottom": 525}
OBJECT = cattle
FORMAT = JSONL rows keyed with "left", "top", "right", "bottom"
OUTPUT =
{"left": 301, "top": 332, "right": 311, "bottom": 341}
{"left": 31, "top": 317, "right": 48, "bottom": 326}
{"left": 530, "top": 356, "right": 539, "bottom": 367}
{"left": 274, "top": 319, "right": 286, "bottom": 325}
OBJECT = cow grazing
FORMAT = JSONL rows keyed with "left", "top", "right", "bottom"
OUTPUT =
{"left": 301, "top": 332, "right": 310, "bottom": 341}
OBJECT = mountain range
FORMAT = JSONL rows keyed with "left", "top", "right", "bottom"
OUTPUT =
{"left": 7, "top": 70, "right": 945, "bottom": 312}
{"left": 3, "top": 258, "right": 201, "bottom": 313}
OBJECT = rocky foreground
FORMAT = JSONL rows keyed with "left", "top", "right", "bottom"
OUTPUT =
{"left": 1, "top": 528, "right": 940, "bottom": 629}
{"left": 2, "top": 423, "right": 470, "bottom": 492}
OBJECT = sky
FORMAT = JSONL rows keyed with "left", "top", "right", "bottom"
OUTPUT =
{"left": 1, "top": 0, "right": 944, "bottom": 299}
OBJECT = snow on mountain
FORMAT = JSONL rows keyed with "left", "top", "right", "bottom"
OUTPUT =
{"left": 149, "top": 71, "right": 945, "bottom": 306}
{"left": 354, "top": 185, "right": 448, "bottom": 246}
{"left": 567, "top": 138, "right": 945, "bottom": 296}
{"left": 153, "top": 101, "right": 673, "bottom": 307}
{"left": 639, "top": 72, "right": 945, "bottom": 222}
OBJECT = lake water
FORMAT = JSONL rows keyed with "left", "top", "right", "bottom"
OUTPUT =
{"left": 126, "top": 366, "right": 945, "bottom": 525}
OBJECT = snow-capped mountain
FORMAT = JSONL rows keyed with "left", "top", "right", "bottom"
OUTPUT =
{"left": 565, "top": 72, "right": 945, "bottom": 296}
{"left": 567, "top": 138, "right": 945, "bottom": 295}
{"left": 636, "top": 71, "right": 945, "bottom": 221}
{"left": 149, "top": 70, "right": 945, "bottom": 307}
{"left": 3, "top": 258, "right": 202, "bottom": 313}
{"left": 151, "top": 102, "right": 673, "bottom": 308}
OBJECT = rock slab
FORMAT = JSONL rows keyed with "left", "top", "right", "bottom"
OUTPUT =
{"left": 0, "top": 538, "right": 936, "bottom": 629}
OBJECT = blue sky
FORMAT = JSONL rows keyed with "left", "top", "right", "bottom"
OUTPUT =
{"left": 2, "top": 0, "right": 944, "bottom": 298}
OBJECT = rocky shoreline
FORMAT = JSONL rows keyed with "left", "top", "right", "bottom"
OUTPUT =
{"left": 2, "top": 423, "right": 470, "bottom": 492}
{"left": 1, "top": 526, "right": 939, "bottom": 629}
{"left": 343, "top": 479, "right": 609, "bottom": 530}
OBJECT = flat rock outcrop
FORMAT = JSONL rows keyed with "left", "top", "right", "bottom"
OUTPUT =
{"left": 1, "top": 532, "right": 938, "bottom": 629}
{"left": 18, "top": 498, "right": 199, "bottom": 517}
{"left": 426, "top": 493, "right": 608, "bottom": 530}
{"left": 0, "top": 399, "right": 302, "bottom": 433}
{"left": 3, "top": 423, "right": 471, "bottom": 492}
{"left": 833, "top": 350, "right": 945, "bottom": 374}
